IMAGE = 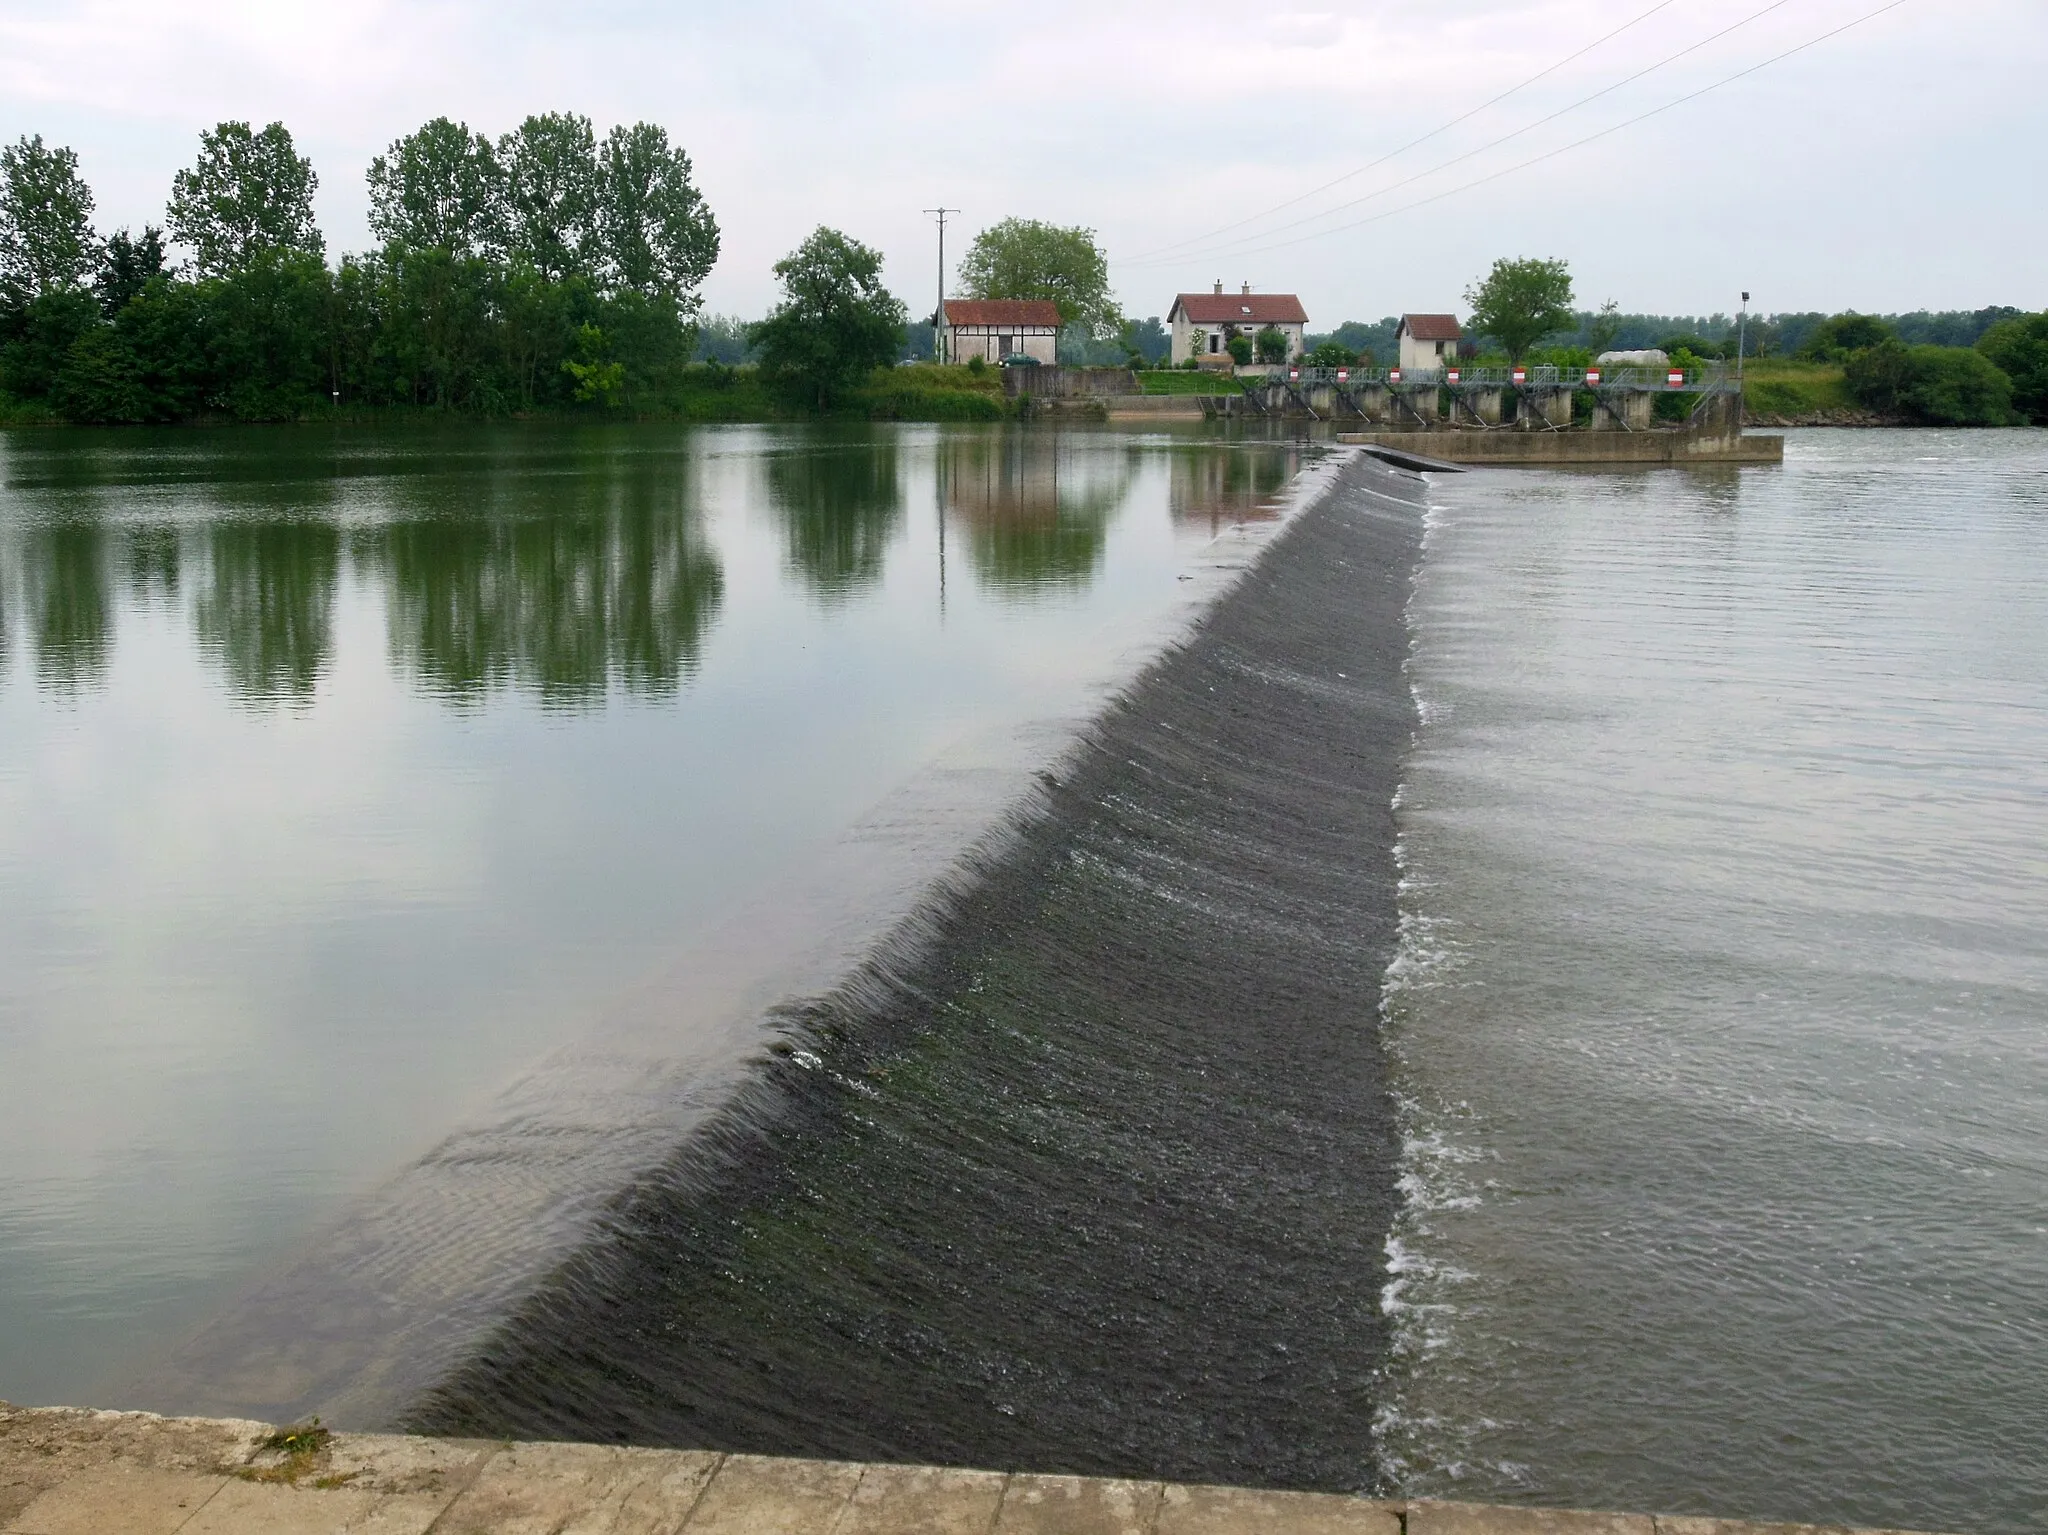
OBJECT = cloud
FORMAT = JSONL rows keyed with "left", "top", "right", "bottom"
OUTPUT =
{"left": 1, "top": 0, "right": 2041, "bottom": 321}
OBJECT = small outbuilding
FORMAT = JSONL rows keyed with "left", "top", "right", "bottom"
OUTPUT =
{"left": 939, "top": 300, "right": 1062, "bottom": 366}
{"left": 1168, "top": 282, "right": 1308, "bottom": 365}
{"left": 1397, "top": 314, "right": 1464, "bottom": 374}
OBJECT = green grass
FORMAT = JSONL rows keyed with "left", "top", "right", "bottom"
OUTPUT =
{"left": 1137, "top": 371, "right": 1241, "bottom": 396}
{"left": 1739, "top": 359, "right": 1856, "bottom": 417}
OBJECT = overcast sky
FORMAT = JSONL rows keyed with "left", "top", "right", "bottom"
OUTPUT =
{"left": 3, "top": 0, "right": 2040, "bottom": 326}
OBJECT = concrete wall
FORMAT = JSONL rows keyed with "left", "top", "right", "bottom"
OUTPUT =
{"left": 1335, "top": 427, "right": 1784, "bottom": 465}
{"left": 0, "top": 1405, "right": 1957, "bottom": 1535}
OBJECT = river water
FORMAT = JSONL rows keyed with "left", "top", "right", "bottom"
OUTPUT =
{"left": 1383, "top": 429, "right": 2048, "bottom": 1535}
{"left": 0, "top": 423, "right": 1301, "bottom": 1413}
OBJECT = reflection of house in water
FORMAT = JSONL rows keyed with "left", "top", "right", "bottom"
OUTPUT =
{"left": 936, "top": 432, "right": 1132, "bottom": 596}
{"left": 1169, "top": 446, "right": 1303, "bottom": 537}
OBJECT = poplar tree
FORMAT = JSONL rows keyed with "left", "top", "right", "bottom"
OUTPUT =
{"left": 166, "top": 122, "right": 323, "bottom": 278}
{"left": 596, "top": 123, "right": 719, "bottom": 305}
{"left": 0, "top": 134, "right": 99, "bottom": 306}
{"left": 500, "top": 112, "right": 599, "bottom": 282}
{"left": 367, "top": 118, "right": 506, "bottom": 257}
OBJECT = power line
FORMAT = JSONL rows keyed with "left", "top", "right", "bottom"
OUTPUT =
{"left": 1123, "top": 0, "right": 1686, "bottom": 264}
{"left": 1118, "top": 0, "right": 1802, "bottom": 272}
{"left": 1134, "top": 0, "right": 1909, "bottom": 269}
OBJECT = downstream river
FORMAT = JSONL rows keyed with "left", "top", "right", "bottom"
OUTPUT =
{"left": 1384, "top": 430, "right": 2048, "bottom": 1535}
{"left": 0, "top": 423, "right": 1299, "bottom": 1412}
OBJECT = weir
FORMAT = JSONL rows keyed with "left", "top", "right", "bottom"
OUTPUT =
{"left": 404, "top": 454, "right": 1425, "bottom": 1487}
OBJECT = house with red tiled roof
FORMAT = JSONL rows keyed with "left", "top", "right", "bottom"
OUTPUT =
{"left": 1167, "top": 282, "right": 1308, "bottom": 365}
{"left": 1397, "top": 314, "right": 1464, "bottom": 374}
{"left": 939, "top": 299, "right": 1061, "bottom": 365}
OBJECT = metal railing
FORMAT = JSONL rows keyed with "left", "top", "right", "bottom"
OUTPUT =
{"left": 1262, "top": 362, "right": 1734, "bottom": 392}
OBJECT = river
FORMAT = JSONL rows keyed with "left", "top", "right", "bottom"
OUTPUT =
{"left": 1383, "top": 429, "right": 2048, "bottom": 1535}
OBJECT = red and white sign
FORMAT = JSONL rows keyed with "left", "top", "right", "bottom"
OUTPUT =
{"left": 1585, "top": 368, "right": 1602, "bottom": 385}
{"left": 1336, "top": 368, "right": 1349, "bottom": 382}
{"left": 1667, "top": 370, "right": 1687, "bottom": 387}
{"left": 1289, "top": 367, "right": 1300, "bottom": 381}
{"left": 1388, "top": 368, "right": 1402, "bottom": 383}
{"left": 1446, "top": 368, "right": 1461, "bottom": 384}
{"left": 1511, "top": 367, "right": 1527, "bottom": 385}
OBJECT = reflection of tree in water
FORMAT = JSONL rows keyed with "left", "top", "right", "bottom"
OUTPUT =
{"left": 126, "top": 526, "right": 182, "bottom": 604}
{"left": 767, "top": 437, "right": 903, "bottom": 602}
{"left": 24, "top": 522, "right": 114, "bottom": 694}
{"left": 195, "top": 521, "right": 342, "bottom": 705}
{"left": 379, "top": 464, "right": 723, "bottom": 706}
{"left": 1170, "top": 444, "right": 1303, "bottom": 537}
{"left": 938, "top": 430, "right": 1131, "bottom": 596}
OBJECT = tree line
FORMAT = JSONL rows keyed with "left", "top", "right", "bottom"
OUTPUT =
{"left": 0, "top": 115, "right": 729, "bottom": 422}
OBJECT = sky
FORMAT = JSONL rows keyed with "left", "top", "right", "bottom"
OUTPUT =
{"left": 2, "top": 0, "right": 2041, "bottom": 327}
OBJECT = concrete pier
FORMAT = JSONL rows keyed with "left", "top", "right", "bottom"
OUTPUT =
{"left": 0, "top": 1405, "right": 1959, "bottom": 1535}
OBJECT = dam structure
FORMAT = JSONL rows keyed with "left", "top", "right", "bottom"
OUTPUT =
{"left": 403, "top": 450, "right": 1424, "bottom": 1483}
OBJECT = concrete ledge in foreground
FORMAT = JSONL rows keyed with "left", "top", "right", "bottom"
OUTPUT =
{"left": 0, "top": 1405, "right": 1953, "bottom": 1535}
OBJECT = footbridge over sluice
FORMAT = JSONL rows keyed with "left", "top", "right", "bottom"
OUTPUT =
{"left": 1211, "top": 362, "right": 1779, "bottom": 465}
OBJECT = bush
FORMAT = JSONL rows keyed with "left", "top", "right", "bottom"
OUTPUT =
{"left": 1226, "top": 334, "right": 1252, "bottom": 367}
{"left": 1976, "top": 313, "right": 2048, "bottom": 423}
{"left": 1846, "top": 340, "right": 2015, "bottom": 425}
{"left": 966, "top": 354, "right": 985, "bottom": 375}
{"left": 1254, "top": 326, "right": 1288, "bottom": 364}
{"left": 1306, "top": 340, "right": 1355, "bottom": 368}
{"left": 1800, "top": 313, "right": 1893, "bottom": 362}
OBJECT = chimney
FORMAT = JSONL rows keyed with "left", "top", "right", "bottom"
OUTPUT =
{"left": 1241, "top": 281, "right": 1251, "bottom": 295}
{"left": 1213, "top": 279, "right": 1223, "bottom": 295}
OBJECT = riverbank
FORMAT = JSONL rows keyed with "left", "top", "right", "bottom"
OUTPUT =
{"left": 0, "top": 1405, "right": 1964, "bottom": 1535}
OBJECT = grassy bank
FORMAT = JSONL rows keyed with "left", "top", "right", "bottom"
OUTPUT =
{"left": 1738, "top": 359, "right": 1858, "bottom": 419}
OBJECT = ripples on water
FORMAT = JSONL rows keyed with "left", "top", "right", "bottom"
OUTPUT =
{"left": 1382, "top": 430, "right": 2048, "bottom": 1535}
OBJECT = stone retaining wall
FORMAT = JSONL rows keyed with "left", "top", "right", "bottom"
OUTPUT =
{"left": 0, "top": 1406, "right": 1952, "bottom": 1535}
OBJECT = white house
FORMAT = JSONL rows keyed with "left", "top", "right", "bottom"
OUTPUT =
{"left": 939, "top": 300, "right": 1061, "bottom": 365}
{"left": 1167, "top": 283, "right": 1308, "bottom": 365}
{"left": 1396, "top": 314, "right": 1464, "bottom": 375}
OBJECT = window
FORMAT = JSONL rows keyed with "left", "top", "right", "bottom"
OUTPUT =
{"left": 1208, "top": 332, "right": 1221, "bottom": 354}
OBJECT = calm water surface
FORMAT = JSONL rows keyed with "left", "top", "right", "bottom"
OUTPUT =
{"left": 0, "top": 422, "right": 1300, "bottom": 1410}
{"left": 1385, "top": 430, "right": 2048, "bottom": 1535}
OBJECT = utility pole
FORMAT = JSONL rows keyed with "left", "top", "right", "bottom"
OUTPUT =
{"left": 1737, "top": 290, "right": 1749, "bottom": 425}
{"left": 924, "top": 207, "right": 959, "bottom": 364}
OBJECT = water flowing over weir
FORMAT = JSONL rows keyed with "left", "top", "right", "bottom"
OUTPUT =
{"left": 407, "top": 456, "right": 1426, "bottom": 1488}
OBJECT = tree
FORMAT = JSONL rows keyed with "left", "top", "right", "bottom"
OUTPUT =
{"left": 957, "top": 218, "right": 1117, "bottom": 336}
{"left": 1463, "top": 256, "right": 1574, "bottom": 362}
{"left": 167, "top": 122, "right": 322, "bottom": 279}
{"left": 1254, "top": 326, "right": 1288, "bottom": 364}
{"left": 500, "top": 112, "right": 598, "bottom": 282}
{"left": 1588, "top": 299, "right": 1621, "bottom": 355}
{"left": 1306, "top": 340, "right": 1356, "bottom": 368}
{"left": 748, "top": 227, "right": 905, "bottom": 410}
{"left": 1977, "top": 312, "right": 2048, "bottom": 423}
{"left": 596, "top": 123, "right": 719, "bottom": 305}
{"left": 0, "top": 134, "right": 99, "bottom": 306}
{"left": 1799, "top": 312, "right": 1892, "bottom": 361}
{"left": 1845, "top": 340, "right": 2014, "bottom": 426}
{"left": 97, "top": 226, "right": 167, "bottom": 316}
{"left": 367, "top": 118, "right": 505, "bottom": 257}
{"left": 1226, "top": 334, "right": 1253, "bottom": 367}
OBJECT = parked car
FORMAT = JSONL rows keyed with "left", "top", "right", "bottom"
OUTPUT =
{"left": 1000, "top": 353, "right": 1041, "bottom": 368}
